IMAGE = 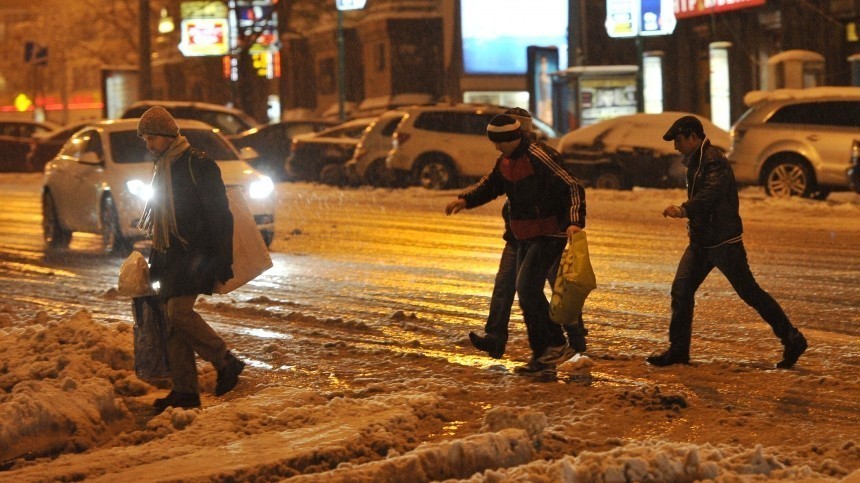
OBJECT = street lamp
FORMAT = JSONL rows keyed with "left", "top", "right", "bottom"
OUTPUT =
{"left": 335, "top": 0, "right": 366, "bottom": 121}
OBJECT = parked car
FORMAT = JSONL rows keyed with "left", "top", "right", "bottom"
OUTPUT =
{"left": 848, "top": 139, "right": 860, "bottom": 193}
{"left": 42, "top": 119, "right": 275, "bottom": 254}
{"left": 344, "top": 110, "right": 406, "bottom": 186}
{"left": 120, "top": 101, "right": 258, "bottom": 137}
{"left": 230, "top": 119, "right": 336, "bottom": 180}
{"left": 385, "top": 104, "right": 559, "bottom": 190}
{"left": 557, "top": 112, "right": 730, "bottom": 190}
{"left": 284, "top": 117, "right": 375, "bottom": 184}
{"left": 27, "top": 121, "right": 96, "bottom": 172}
{"left": 727, "top": 87, "right": 860, "bottom": 199}
{"left": 0, "top": 118, "right": 59, "bottom": 172}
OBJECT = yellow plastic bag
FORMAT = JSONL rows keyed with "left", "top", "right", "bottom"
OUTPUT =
{"left": 549, "top": 231, "right": 597, "bottom": 324}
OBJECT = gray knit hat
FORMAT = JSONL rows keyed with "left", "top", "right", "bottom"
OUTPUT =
{"left": 137, "top": 106, "right": 180, "bottom": 137}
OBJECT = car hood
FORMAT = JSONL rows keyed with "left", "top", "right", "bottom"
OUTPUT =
{"left": 216, "top": 160, "right": 269, "bottom": 186}
{"left": 559, "top": 112, "right": 730, "bottom": 156}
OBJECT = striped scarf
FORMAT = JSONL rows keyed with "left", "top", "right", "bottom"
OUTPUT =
{"left": 138, "top": 136, "right": 191, "bottom": 252}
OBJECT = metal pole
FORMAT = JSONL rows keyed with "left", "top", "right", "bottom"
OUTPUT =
{"left": 139, "top": 0, "right": 152, "bottom": 100}
{"left": 337, "top": 8, "right": 346, "bottom": 121}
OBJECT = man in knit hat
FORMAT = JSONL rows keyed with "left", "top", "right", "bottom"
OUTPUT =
{"left": 446, "top": 112, "right": 587, "bottom": 379}
{"left": 467, "top": 108, "right": 589, "bottom": 361}
{"left": 137, "top": 106, "right": 246, "bottom": 413}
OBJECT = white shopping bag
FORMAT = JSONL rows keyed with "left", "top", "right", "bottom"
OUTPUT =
{"left": 214, "top": 187, "right": 273, "bottom": 294}
{"left": 118, "top": 251, "right": 154, "bottom": 297}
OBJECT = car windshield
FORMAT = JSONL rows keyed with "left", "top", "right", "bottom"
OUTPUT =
{"left": 110, "top": 129, "right": 240, "bottom": 164}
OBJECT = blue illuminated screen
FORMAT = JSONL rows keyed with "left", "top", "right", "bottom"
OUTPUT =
{"left": 461, "top": 0, "right": 568, "bottom": 75}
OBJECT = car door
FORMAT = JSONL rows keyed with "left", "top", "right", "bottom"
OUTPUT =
{"left": 810, "top": 101, "right": 860, "bottom": 186}
{"left": 61, "top": 129, "right": 106, "bottom": 231}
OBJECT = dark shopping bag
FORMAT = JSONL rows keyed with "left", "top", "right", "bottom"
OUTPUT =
{"left": 132, "top": 295, "right": 170, "bottom": 382}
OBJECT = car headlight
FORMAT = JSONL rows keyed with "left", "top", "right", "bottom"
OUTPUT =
{"left": 127, "top": 179, "right": 154, "bottom": 201}
{"left": 248, "top": 176, "right": 275, "bottom": 199}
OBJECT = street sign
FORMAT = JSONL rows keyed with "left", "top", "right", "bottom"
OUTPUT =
{"left": 335, "top": 0, "right": 366, "bottom": 11}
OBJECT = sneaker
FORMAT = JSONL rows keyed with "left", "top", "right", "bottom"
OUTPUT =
{"left": 646, "top": 350, "right": 690, "bottom": 367}
{"left": 513, "top": 359, "right": 557, "bottom": 379}
{"left": 215, "top": 352, "right": 246, "bottom": 396}
{"left": 538, "top": 343, "right": 576, "bottom": 365}
{"left": 153, "top": 391, "right": 201, "bottom": 414}
{"left": 468, "top": 332, "right": 505, "bottom": 359}
{"left": 776, "top": 332, "right": 807, "bottom": 369}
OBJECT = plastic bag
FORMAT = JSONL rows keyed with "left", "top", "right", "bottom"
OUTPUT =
{"left": 118, "top": 251, "right": 153, "bottom": 297}
{"left": 214, "top": 187, "right": 273, "bottom": 294}
{"left": 132, "top": 295, "right": 170, "bottom": 383}
{"left": 549, "top": 231, "right": 597, "bottom": 324}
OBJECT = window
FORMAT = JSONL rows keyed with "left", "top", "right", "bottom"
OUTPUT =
{"left": 768, "top": 101, "right": 860, "bottom": 127}
{"left": 318, "top": 58, "right": 336, "bottom": 95}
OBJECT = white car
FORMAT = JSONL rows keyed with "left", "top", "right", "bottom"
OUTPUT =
{"left": 385, "top": 104, "right": 560, "bottom": 190}
{"left": 42, "top": 119, "right": 275, "bottom": 254}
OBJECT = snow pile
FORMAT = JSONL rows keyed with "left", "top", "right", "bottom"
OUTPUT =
{"left": 0, "top": 307, "right": 140, "bottom": 462}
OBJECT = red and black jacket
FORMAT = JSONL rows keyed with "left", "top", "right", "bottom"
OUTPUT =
{"left": 459, "top": 135, "right": 585, "bottom": 240}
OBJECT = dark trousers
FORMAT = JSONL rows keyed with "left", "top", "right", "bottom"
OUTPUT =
{"left": 483, "top": 242, "right": 518, "bottom": 344}
{"left": 484, "top": 241, "right": 587, "bottom": 349}
{"left": 516, "top": 236, "right": 567, "bottom": 358}
{"left": 668, "top": 241, "right": 798, "bottom": 354}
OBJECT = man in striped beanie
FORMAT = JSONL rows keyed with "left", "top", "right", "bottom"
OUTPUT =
{"left": 446, "top": 113, "right": 587, "bottom": 379}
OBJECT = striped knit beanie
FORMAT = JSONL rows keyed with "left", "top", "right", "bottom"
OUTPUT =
{"left": 486, "top": 114, "right": 522, "bottom": 143}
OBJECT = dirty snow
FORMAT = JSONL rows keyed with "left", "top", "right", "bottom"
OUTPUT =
{"left": 1, "top": 173, "right": 859, "bottom": 482}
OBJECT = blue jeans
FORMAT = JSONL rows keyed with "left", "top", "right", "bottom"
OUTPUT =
{"left": 668, "top": 241, "right": 799, "bottom": 354}
{"left": 516, "top": 236, "right": 568, "bottom": 358}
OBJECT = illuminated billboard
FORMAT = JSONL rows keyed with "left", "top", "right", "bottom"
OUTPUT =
{"left": 179, "top": 18, "right": 230, "bottom": 57}
{"left": 605, "top": 0, "right": 676, "bottom": 38}
{"left": 461, "top": 0, "right": 568, "bottom": 75}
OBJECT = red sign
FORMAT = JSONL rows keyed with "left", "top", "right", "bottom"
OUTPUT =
{"left": 674, "top": 0, "right": 766, "bottom": 19}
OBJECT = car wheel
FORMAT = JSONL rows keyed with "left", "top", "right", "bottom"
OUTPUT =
{"left": 319, "top": 163, "right": 346, "bottom": 186}
{"left": 763, "top": 157, "right": 815, "bottom": 198}
{"left": 592, "top": 169, "right": 627, "bottom": 190}
{"left": 415, "top": 155, "right": 456, "bottom": 190}
{"left": 365, "top": 159, "right": 393, "bottom": 187}
{"left": 42, "top": 191, "right": 71, "bottom": 250}
{"left": 261, "top": 230, "right": 273, "bottom": 248}
{"left": 100, "top": 196, "right": 132, "bottom": 255}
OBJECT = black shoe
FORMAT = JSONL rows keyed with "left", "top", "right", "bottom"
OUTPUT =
{"left": 565, "top": 324, "right": 589, "bottom": 353}
{"left": 153, "top": 391, "right": 201, "bottom": 414}
{"left": 215, "top": 352, "right": 246, "bottom": 396}
{"left": 646, "top": 350, "right": 690, "bottom": 367}
{"left": 513, "top": 359, "right": 557, "bottom": 379}
{"left": 468, "top": 332, "right": 504, "bottom": 359}
{"left": 776, "top": 332, "right": 807, "bottom": 369}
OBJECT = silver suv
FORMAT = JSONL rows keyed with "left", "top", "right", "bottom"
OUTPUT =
{"left": 727, "top": 88, "right": 860, "bottom": 199}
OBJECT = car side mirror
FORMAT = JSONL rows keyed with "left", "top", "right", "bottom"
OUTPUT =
{"left": 239, "top": 146, "right": 259, "bottom": 160}
{"left": 79, "top": 151, "right": 103, "bottom": 165}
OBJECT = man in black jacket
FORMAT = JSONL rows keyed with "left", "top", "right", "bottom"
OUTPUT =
{"left": 647, "top": 115, "right": 807, "bottom": 369}
{"left": 137, "top": 106, "right": 246, "bottom": 412}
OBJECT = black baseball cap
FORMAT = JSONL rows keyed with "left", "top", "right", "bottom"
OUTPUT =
{"left": 663, "top": 115, "right": 704, "bottom": 141}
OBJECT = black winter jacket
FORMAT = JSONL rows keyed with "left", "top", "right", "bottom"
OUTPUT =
{"left": 460, "top": 135, "right": 585, "bottom": 240}
{"left": 149, "top": 148, "right": 234, "bottom": 300}
{"left": 681, "top": 139, "right": 743, "bottom": 248}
